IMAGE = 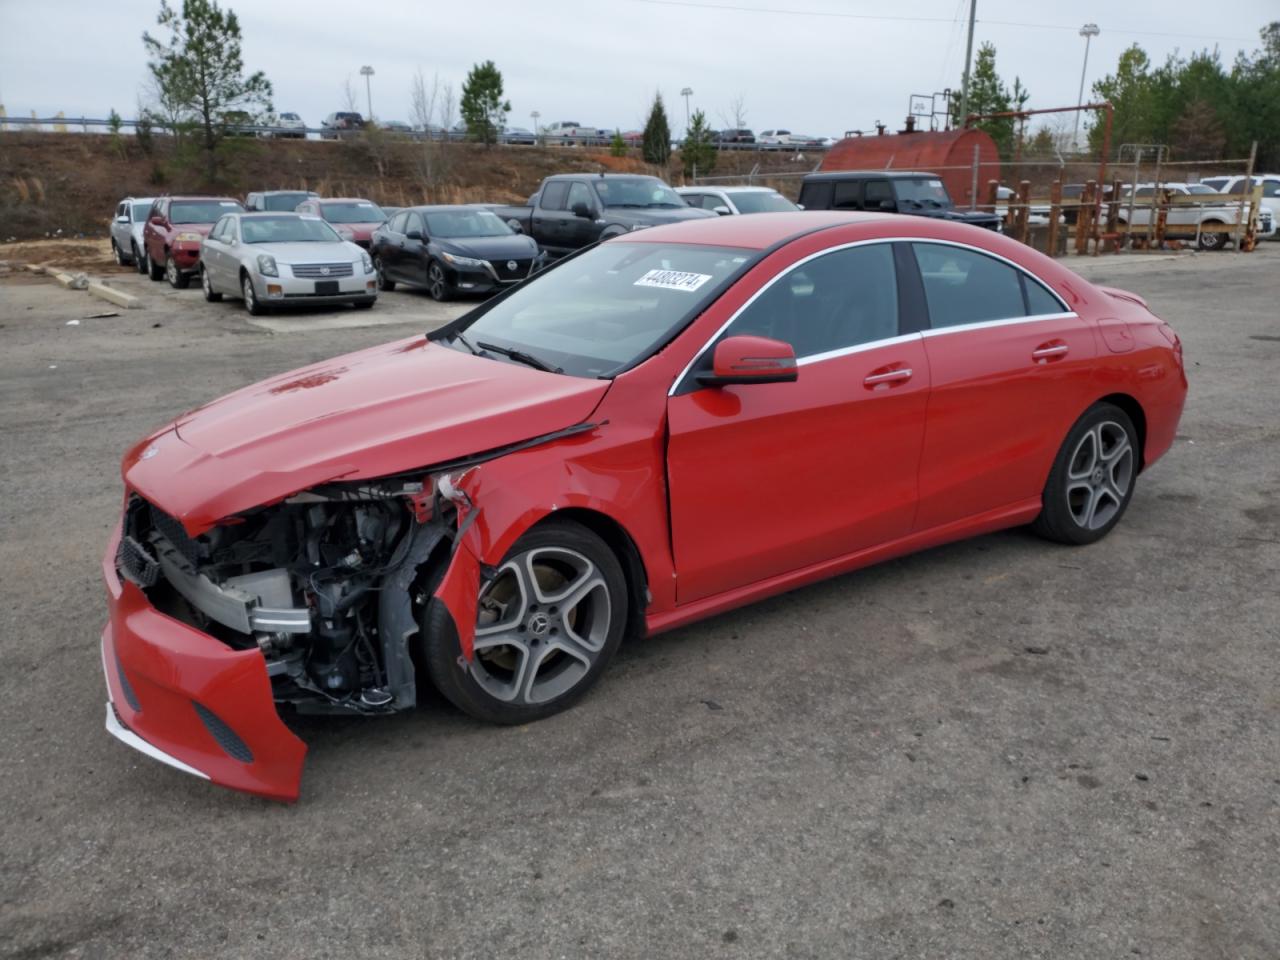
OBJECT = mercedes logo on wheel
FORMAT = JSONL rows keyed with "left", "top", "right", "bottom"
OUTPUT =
{"left": 507, "top": 260, "right": 517, "bottom": 271}
{"left": 320, "top": 266, "right": 330, "bottom": 276}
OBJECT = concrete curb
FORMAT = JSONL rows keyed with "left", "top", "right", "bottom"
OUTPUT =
{"left": 87, "top": 281, "right": 142, "bottom": 309}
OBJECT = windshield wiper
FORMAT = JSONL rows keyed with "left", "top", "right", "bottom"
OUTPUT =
{"left": 453, "top": 331, "right": 479, "bottom": 355}
{"left": 477, "top": 340, "right": 562, "bottom": 374}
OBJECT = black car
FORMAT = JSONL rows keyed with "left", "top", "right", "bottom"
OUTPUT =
{"left": 369, "top": 205, "right": 543, "bottom": 301}
{"left": 716, "top": 128, "right": 756, "bottom": 145}
{"left": 798, "top": 171, "right": 1002, "bottom": 231}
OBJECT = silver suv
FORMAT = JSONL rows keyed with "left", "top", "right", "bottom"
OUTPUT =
{"left": 110, "top": 196, "right": 156, "bottom": 272}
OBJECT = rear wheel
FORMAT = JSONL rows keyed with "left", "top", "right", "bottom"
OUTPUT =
{"left": 1198, "top": 221, "right": 1228, "bottom": 250}
{"left": 112, "top": 239, "right": 125, "bottom": 266}
{"left": 166, "top": 254, "right": 189, "bottom": 289}
{"left": 427, "top": 261, "right": 453, "bottom": 301}
{"left": 1032, "top": 403, "right": 1138, "bottom": 545}
{"left": 423, "top": 520, "right": 627, "bottom": 725}
{"left": 241, "top": 272, "right": 266, "bottom": 315}
{"left": 133, "top": 243, "right": 146, "bottom": 274}
{"left": 200, "top": 264, "right": 222, "bottom": 302}
{"left": 146, "top": 249, "right": 164, "bottom": 281}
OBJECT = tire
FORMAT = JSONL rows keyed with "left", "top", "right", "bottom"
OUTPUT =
{"left": 427, "top": 260, "right": 453, "bottom": 302}
{"left": 133, "top": 243, "right": 147, "bottom": 274}
{"left": 374, "top": 255, "right": 395, "bottom": 291}
{"left": 112, "top": 239, "right": 125, "bottom": 266}
{"left": 1032, "top": 402, "right": 1139, "bottom": 546}
{"left": 200, "top": 264, "right": 222, "bottom": 302}
{"left": 165, "top": 254, "right": 189, "bottom": 289}
{"left": 146, "top": 249, "right": 164, "bottom": 281}
{"left": 241, "top": 272, "right": 266, "bottom": 315}
{"left": 423, "top": 520, "right": 628, "bottom": 725}
{"left": 1198, "top": 222, "right": 1228, "bottom": 251}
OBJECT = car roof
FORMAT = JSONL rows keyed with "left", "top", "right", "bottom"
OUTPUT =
{"left": 544, "top": 173, "right": 660, "bottom": 181}
{"left": 256, "top": 189, "right": 316, "bottom": 196}
{"left": 621, "top": 211, "right": 896, "bottom": 249}
{"left": 802, "top": 170, "right": 937, "bottom": 181}
{"left": 164, "top": 195, "right": 241, "bottom": 202}
{"left": 401, "top": 204, "right": 499, "bottom": 213}
{"left": 314, "top": 197, "right": 378, "bottom": 204}
{"left": 231, "top": 211, "right": 305, "bottom": 219}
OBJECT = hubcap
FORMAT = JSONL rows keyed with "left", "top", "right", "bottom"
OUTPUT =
{"left": 471, "top": 547, "right": 611, "bottom": 705}
{"left": 1066, "top": 420, "right": 1134, "bottom": 530}
{"left": 429, "top": 265, "right": 444, "bottom": 298}
{"left": 202, "top": 268, "right": 211, "bottom": 294}
{"left": 243, "top": 277, "right": 254, "bottom": 307}
{"left": 166, "top": 258, "right": 177, "bottom": 283}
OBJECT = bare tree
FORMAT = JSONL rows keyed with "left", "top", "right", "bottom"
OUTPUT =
{"left": 440, "top": 81, "right": 456, "bottom": 136}
{"left": 719, "top": 93, "right": 748, "bottom": 131}
{"left": 410, "top": 68, "right": 449, "bottom": 189}
{"left": 343, "top": 75, "right": 360, "bottom": 115}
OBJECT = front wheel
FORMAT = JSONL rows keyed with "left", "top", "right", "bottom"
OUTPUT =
{"left": 241, "top": 273, "right": 266, "bottom": 315}
{"left": 1032, "top": 403, "right": 1139, "bottom": 545}
{"left": 427, "top": 261, "right": 453, "bottom": 302}
{"left": 166, "top": 255, "right": 189, "bottom": 289}
{"left": 146, "top": 249, "right": 164, "bottom": 281}
{"left": 423, "top": 520, "right": 628, "bottom": 724}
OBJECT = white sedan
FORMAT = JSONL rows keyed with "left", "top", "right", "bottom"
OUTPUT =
{"left": 199, "top": 213, "right": 378, "bottom": 315}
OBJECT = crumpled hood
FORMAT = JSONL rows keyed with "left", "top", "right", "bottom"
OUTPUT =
{"left": 124, "top": 337, "right": 610, "bottom": 532}
{"left": 926, "top": 209, "right": 1001, "bottom": 226}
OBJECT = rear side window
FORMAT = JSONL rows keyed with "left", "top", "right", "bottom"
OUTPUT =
{"left": 912, "top": 243, "right": 1025, "bottom": 328}
{"left": 1022, "top": 275, "right": 1065, "bottom": 315}
{"left": 864, "top": 181, "right": 893, "bottom": 207}
{"left": 541, "top": 182, "right": 570, "bottom": 210}
{"left": 721, "top": 243, "right": 899, "bottom": 358}
{"left": 799, "top": 181, "right": 833, "bottom": 210}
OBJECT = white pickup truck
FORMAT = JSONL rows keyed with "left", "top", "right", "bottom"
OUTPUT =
{"left": 1116, "top": 182, "right": 1273, "bottom": 250}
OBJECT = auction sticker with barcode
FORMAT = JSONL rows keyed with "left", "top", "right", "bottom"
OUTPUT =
{"left": 634, "top": 269, "right": 713, "bottom": 292}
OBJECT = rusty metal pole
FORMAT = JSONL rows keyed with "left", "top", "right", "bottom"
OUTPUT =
{"left": 1047, "top": 179, "right": 1063, "bottom": 257}
{"left": 970, "top": 143, "right": 980, "bottom": 210}
{"left": 1076, "top": 181, "right": 1095, "bottom": 255}
{"left": 1235, "top": 140, "right": 1257, "bottom": 252}
{"left": 1016, "top": 179, "right": 1031, "bottom": 245}
{"left": 984, "top": 179, "right": 999, "bottom": 214}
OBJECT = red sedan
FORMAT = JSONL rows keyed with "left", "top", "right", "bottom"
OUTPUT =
{"left": 101, "top": 212, "right": 1186, "bottom": 800}
{"left": 293, "top": 197, "right": 387, "bottom": 248}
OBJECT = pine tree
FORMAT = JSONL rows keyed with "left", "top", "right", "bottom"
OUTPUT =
{"left": 681, "top": 110, "right": 716, "bottom": 179}
{"left": 642, "top": 93, "right": 671, "bottom": 166}
{"left": 459, "top": 61, "right": 511, "bottom": 148}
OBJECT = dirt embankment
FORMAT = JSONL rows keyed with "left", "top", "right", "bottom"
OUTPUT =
{"left": 0, "top": 131, "right": 809, "bottom": 243}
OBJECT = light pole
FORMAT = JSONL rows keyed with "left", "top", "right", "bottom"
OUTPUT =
{"left": 680, "top": 86, "right": 693, "bottom": 138}
{"left": 1073, "top": 24, "right": 1099, "bottom": 151}
{"left": 360, "top": 65, "right": 375, "bottom": 120}
{"left": 531, "top": 110, "right": 540, "bottom": 143}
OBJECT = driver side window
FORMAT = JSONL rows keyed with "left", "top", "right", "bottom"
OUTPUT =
{"left": 406, "top": 212, "right": 425, "bottom": 236}
{"left": 567, "top": 181, "right": 593, "bottom": 212}
{"left": 718, "top": 243, "right": 900, "bottom": 360}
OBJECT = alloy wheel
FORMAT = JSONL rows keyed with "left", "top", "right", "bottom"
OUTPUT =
{"left": 166, "top": 257, "right": 178, "bottom": 285}
{"left": 470, "top": 547, "right": 612, "bottom": 705}
{"left": 242, "top": 275, "right": 256, "bottom": 310}
{"left": 428, "top": 263, "right": 447, "bottom": 300}
{"left": 1066, "top": 420, "right": 1134, "bottom": 530}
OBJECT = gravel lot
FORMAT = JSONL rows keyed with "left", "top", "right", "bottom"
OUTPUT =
{"left": 1, "top": 247, "right": 1277, "bottom": 959}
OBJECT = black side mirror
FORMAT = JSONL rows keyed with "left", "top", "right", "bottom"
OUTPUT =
{"left": 571, "top": 202, "right": 593, "bottom": 219}
{"left": 878, "top": 199, "right": 897, "bottom": 212}
{"left": 405, "top": 229, "right": 424, "bottom": 241}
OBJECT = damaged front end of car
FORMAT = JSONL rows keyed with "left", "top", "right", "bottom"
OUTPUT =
{"left": 104, "top": 465, "right": 483, "bottom": 801}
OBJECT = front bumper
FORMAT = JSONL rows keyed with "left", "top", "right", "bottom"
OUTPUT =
{"left": 447, "top": 258, "right": 539, "bottom": 294}
{"left": 252, "top": 269, "right": 378, "bottom": 304}
{"left": 101, "top": 524, "right": 307, "bottom": 801}
{"left": 171, "top": 243, "right": 203, "bottom": 274}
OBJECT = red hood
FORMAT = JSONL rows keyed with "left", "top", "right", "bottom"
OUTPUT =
{"left": 173, "top": 224, "right": 216, "bottom": 237}
{"left": 123, "top": 337, "right": 610, "bottom": 532}
{"left": 335, "top": 222, "right": 381, "bottom": 242}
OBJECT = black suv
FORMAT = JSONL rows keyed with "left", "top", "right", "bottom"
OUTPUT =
{"left": 798, "top": 171, "right": 1001, "bottom": 231}
{"left": 716, "top": 129, "right": 756, "bottom": 145}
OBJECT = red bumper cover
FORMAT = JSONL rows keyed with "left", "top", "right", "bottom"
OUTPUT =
{"left": 101, "top": 526, "right": 307, "bottom": 801}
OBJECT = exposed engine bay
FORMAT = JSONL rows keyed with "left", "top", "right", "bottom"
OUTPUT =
{"left": 116, "top": 481, "right": 453, "bottom": 714}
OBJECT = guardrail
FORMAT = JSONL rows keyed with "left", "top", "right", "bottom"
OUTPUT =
{"left": 0, "top": 114, "right": 828, "bottom": 151}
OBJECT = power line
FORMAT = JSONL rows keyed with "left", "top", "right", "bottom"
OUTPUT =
{"left": 624, "top": 0, "right": 1255, "bottom": 43}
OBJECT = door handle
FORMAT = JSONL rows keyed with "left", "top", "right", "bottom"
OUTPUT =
{"left": 863, "top": 367, "right": 913, "bottom": 387}
{"left": 1032, "top": 342, "right": 1070, "bottom": 362}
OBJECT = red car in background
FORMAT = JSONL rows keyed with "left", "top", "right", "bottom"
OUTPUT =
{"left": 102, "top": 212, "right": 1186, "bottom": 800}
{"left": 142, "top": 196, "right": 245, "bottom": 288}
{"left": 294, "top": 197, "right": 387, "bottom": 248}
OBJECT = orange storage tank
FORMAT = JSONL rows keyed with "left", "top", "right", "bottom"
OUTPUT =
{"left": 821, "top": 127, "right": 1000, "bottom": 208}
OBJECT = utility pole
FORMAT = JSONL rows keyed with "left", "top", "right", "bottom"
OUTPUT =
{"left": 1073, "top": 24, "right": 1100, "bottom": 150}
{"left": 360, "top": 65, "right": 375, "bottom": 120}
{"left": 957, "top": 0, "right": 977, "bottom": 127}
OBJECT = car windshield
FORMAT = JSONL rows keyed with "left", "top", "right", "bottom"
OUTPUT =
{"left": 1185, "top": 184, "right": 1216, "bottom": 195}
{"left": 171, "top": 200, "right": 243, "bottom": 223}
{"left": 593, "top": 177, "right": 685, "bottom": 209}
{"left": 1259, "top": 181, "right": 1280, "bottom": 197}
{"left": 730, "top": 191, "right": 798, "bottom": 213}
{"left": 894, "top": 179, "right": 952, "bottom": 208}
{"left": 280, "top": 112, "right": 300, "bottom": 120}
{"left": 451, "top": 242, "right": 753, "bottom": 378}
{"left": 322, "top": 201, "right": 386, "bottom": 223}
{"left": 425, "top": 209, "right": 513, "bottom": 237}
{"left": 263, "top": 193, "right": 311, "bottom": 211}
{"left": 131, "top": 203, "right": 152, "bottom": 220}
{"left": 241, "top": 216, "right": 341, "bottom": 244}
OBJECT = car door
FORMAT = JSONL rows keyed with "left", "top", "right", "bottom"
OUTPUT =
{"left": 201, "top": 216, "right": 226, "bottom": 286}
{"left": 665, "top": 241, "right": 931, "bottom": 604}
{"left": 533, "top": 181, "right": 571, "bottom": 251}
{"left": 909, "top": 241, "right": 1099, "bottom": 531}
{"left": 564, "top": 181, "right": 599, "bottom": 247}
{"left": 401, "top": 211, "right": 430, "bottom": 284}
{"left": 143, "top": 199, "right": 166, "bottom": 262}
{"left": 112, "top": 202, "right": 131, "bottom": 252}
{"left": 379, "top": 211, "right": 409, "bottom": 279}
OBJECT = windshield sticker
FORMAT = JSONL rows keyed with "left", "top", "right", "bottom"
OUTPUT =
{"left": 634, "top": 269, "right": 713, "bottom": 292}
{"left": 927, "top": 179, "right": 943, "bottom": 188}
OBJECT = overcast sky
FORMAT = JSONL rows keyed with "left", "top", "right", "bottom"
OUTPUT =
{"left": 1, "top": 0, "right": 1275, "bottom": 136}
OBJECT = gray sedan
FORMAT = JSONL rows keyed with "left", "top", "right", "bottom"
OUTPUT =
{"left": 199, "top": 213, "right": 378, "bottom": 315}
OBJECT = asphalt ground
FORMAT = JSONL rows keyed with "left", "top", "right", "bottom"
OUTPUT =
{"left": 0, "top": 246, "right": 1277, "bottom": 959}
